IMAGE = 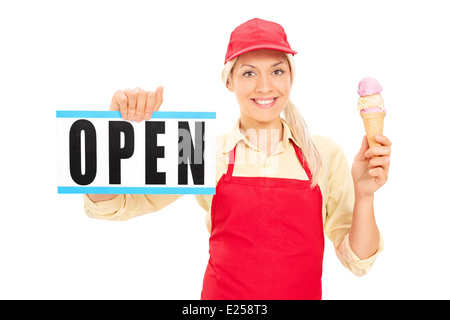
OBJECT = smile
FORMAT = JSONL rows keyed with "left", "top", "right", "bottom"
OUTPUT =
{"left": 251, "top": 97, "right": 278, "bottom": 109}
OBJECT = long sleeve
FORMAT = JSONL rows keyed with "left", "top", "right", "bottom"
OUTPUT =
{"left": 83, "top": 194, "right": 183, "bottom": 221}
{"left": 317, "top": 137, "right": 383, "bottom": 276}
{"left": 84, "top": 192, "right": 213, "bottom": 221}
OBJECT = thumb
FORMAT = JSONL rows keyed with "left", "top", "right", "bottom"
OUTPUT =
{"left": 355, "top": 135, "right": 369, "bottom": 160}
{"left": 154, "top": 85, "right": 164, "bottom": 111}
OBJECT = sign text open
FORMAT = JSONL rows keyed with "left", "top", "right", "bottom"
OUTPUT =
{"left": 57, "top": 111, "right": 216, "bottom": 194}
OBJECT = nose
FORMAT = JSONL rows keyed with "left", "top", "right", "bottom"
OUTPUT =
{"left": 255, "top": 74, "right": 273, "bottom": 94}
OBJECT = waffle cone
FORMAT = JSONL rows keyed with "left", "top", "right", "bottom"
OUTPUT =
{"left": 360, "top": 111, "right": 385, "bottom": 147}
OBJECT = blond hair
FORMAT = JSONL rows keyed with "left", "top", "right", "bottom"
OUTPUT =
{"left": 221, "top": 53, "right": 322, "bottom": 187}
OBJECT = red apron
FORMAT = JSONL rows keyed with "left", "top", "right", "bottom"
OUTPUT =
{"left": 201, "top": 142, "right": 324, "bottom": 300}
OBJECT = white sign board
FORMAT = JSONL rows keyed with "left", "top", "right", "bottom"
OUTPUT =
{"left": 57, "top": 111, "right": 216, "bottom": 194}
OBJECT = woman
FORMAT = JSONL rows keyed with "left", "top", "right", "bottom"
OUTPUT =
{"left": 84, "top": 18, "right": 391, "bottom": 299}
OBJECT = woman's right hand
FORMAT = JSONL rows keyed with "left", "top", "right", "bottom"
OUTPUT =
{"left": 110, "top": 86, "right": 164, "bottom": 121}
{"left": 87, "top": 86, "right": 164, "bottom": 203}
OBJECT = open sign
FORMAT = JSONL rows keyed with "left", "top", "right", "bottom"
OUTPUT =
{"left": 57, "top": 111, "right": 216, "bottom": 194}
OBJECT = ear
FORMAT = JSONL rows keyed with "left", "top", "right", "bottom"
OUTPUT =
{"left": 226, "top": 79, "right": 234, "bottom": 92}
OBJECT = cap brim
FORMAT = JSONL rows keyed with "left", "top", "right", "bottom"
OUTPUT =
{"left": 225, "top": 44, "right": 297, "bottom": 64}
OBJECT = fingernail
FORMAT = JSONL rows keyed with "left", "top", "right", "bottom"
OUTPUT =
{"left": 136, "top": 115, "right": 142, "bottom": 122}
{"left": 145, "top": 113, "right": 152, "bottom": 120}
{"left": 122, "top": 113, "right": 128, "bottom": 120}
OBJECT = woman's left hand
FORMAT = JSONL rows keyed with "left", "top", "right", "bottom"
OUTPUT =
{"left": 351, "top": 135, "right": 392, "bottom": 197}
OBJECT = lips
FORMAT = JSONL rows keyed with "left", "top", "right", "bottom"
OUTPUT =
{"left": 251, "top": 97, "right": 278, "bottom": 109}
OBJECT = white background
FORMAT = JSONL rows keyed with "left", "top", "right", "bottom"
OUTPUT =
{"left": 1, "top": 0, "right": 449, "bottom": 299}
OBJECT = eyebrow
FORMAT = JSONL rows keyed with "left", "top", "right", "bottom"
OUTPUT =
{"left": 238, "top": 61, "right": 286, "bottom": 69}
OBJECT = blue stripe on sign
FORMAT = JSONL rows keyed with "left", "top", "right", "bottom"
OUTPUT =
{"left": 58, "top": 186, "right": 216, "bottom": 195}
{"left": 56, "top": 110, "right": 216, "bottom": 119}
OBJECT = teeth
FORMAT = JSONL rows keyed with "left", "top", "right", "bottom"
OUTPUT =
{"left": 254, "top": 99, "right": 275, "bottom": 105}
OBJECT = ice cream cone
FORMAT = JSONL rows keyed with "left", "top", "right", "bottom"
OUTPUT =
{"left": 360, "top": 111, "right": 385, "bottom": 148}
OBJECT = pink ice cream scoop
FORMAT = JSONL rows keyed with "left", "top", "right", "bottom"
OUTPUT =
{"left": 357, "top": 77, "right": 383, "bottom": 96}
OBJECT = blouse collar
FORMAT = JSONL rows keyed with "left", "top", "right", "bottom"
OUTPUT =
{"left": 220, "top": 118, "right": 301, "bottom": 154}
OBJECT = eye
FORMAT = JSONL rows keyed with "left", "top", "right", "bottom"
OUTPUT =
{"left": 243, "top": 71, "right": 256, "bottom": 77}
{"left": 273, "top": 69, "right": 285, "bottom": 76}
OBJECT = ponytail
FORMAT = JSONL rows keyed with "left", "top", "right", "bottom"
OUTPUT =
{"left": 283, "top": 99, "right": 322, "bottom": 187}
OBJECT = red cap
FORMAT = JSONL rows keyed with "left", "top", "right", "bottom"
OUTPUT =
{"left": 224, "top": 18, "right": 297, "bottom": 64}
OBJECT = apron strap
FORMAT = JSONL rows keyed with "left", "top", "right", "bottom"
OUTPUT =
{"left": 224, "top": 145, "right": 236, "bottom": 182}
{"left": 292, "top": 142, "right": 313, "bottom": 182}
